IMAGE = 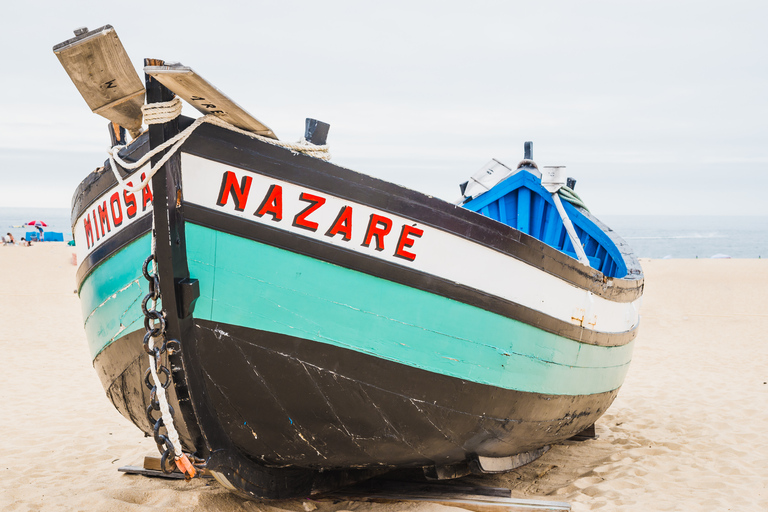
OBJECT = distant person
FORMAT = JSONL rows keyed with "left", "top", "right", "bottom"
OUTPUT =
{"left": 20, "top": 237, "right": 31, "bottom": 247}
{"left": 36, "top": 225, "right": 44, "bottom": 238}
{"left": 3, "top": 233, "right": 14, "bottom": 245}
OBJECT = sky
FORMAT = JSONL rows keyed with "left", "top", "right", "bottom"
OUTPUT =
{"left": 1, "top": 0, "right": 766, "bottom": 216}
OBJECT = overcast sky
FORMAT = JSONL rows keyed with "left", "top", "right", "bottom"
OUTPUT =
{"left": 1, "top": 1, "right": 766, "bottom": 216}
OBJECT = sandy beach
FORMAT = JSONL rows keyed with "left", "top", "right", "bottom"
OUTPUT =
{"left": 1, "top": 243, "right": 766, "bottom": 511}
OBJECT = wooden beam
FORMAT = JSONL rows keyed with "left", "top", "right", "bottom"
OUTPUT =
{"left": 144, "top": 63, "right": 277, "bottom": 139}
{"left": 53, "top": 25, "right": 144, "bottom": 136}
{"left": 323, "top": 479, "right": 570, "bottom": 511}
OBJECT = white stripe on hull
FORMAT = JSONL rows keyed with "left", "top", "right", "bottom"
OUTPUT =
{"left": 181, "top": 154, "right": 641, "bottom": 334}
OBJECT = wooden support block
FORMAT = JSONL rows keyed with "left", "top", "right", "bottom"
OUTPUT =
{"left": 470, "top": 446, "right": 550, "bottom": 474}
{"left": 423, "top": 462, "right": 471, "bottom": 480}
{"left": 568, "top": 423, "right": 597, "bottom": 441}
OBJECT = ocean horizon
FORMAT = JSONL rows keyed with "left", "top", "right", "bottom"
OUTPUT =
{"left": 1, "top": 207, "right": 765, "bottom": 259}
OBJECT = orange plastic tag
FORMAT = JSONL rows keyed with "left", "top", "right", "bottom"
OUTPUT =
{"left": 175, "top": 453, "right": 197, "bottom": 480}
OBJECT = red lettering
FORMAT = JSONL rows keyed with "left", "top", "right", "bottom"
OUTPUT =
{"left": 255, "top": 185, "right": 283, "bottom": 221}
{"left": 110, "top": 192, "right": 123, "bottom": 227}
{"left": 394, "top": 225, "right": 424, "bottom": 261}
{"left": 83, "top": 213, "right": 94, "bottom": 249}
{"left": 325, "top": 206, "right": 353, "bottom": 241}
{"left": 141, "top": 172, "right": 153, "bottom": 211}
{"left": 92, "top": 209, "right": 100, "bottom": 240}
{"left": 362, "top": 214, "right": 392, "bottom": 251}
{"left": 97, "top": 201, "right": 111, "bottom": 235}
{"left": 293, "top": 193, "right": 326, "bottom": 231}
{"left": 124, "top": 183, "right": 137, "bottom": 218}
{"left": 216, "top": 171, "right": 253, "bottom": 211}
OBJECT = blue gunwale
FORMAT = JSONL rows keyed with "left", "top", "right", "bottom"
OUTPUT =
{"left": 463, "top": 171, "right": 627, "bottom": 277}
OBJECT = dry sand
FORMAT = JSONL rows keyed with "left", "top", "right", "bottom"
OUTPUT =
{"left": 1, "top": 243, "right": 766, "bottom": 511}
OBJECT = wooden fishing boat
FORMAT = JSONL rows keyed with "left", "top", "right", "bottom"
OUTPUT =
{"left": 56, "top": 26, "right": 643, "bottom": 500}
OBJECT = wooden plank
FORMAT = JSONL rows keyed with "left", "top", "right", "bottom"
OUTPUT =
{"left": 390, "top": 496, "right": 571, "bottom": 511}
{"left": 329, "top": 492, "right": 569, "bottom": 511}
{"left": 331, "top": 479, "right": 512, "bottom": 499}
{"left": 569, "top": 423, "right": 597, "bottom": 441}
{"left": 325, "top": 479, "right": 570, "bottom": 511}
{"left": 53, "top": 25, "right": 144, "bottom": 135}
{"left": 472, "top": 446, "right": 550, "bottom": 474}
{"left": 118, "top": 456, "right": 212, "bottom": 479}
{"left": 118, "top": 465, "right": 187, "bottom": 480}
{"left": 144, "top": 63, "right": 277, "bottom": 139}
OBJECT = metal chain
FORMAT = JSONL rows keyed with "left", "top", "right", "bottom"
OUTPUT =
{"left": 140, "top": 254, "right": 183, "bottom": 474}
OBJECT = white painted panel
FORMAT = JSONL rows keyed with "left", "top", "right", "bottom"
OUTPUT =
{"left": 181, "top": 154, "right": 640, "bottom": 334}
{"left": 73, "top": 167, "right": 153, "bottom": 266}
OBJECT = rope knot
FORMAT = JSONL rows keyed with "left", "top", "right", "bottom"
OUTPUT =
{"left": 516, "top": 159, "right": 539, "bottom": 170}
{"left": 108, "top": 112, "right": 332, "bottom": 194}
{"left": 291, "top": 137, "right": 332, "bottom": 161}
{"left": 142, "top": 97, "right": 182, "bottom": 125}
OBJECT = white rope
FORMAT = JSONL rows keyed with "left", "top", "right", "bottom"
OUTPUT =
{"left": 107, "top": 103, "right": 331, "bottom": 193}
{"left": 110, "top": 98, "right": 330, "bottom": 462}
{"left": 551, "top": 192, "right": 591, "bottom": 267}
{"left": 146, "top": 214, "right": 183, "bottom": 460}
{"left": 142, "top": 96, "right": 183, "bottom": 125}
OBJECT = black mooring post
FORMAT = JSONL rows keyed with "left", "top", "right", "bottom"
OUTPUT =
{"left": 145, "top": 57, "right": 181, "bottom": 329}
{"left": 304, "top": 118, "right": 330, "bottom": 145}
{"left": 524, "top": 141, "right": 533, "bottom": 160}
{"left": 144, "top": 58, "right": 203, "bottom": 454}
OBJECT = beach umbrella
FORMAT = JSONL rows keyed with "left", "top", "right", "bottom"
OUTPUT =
{"left": 26, "top": 220, "right": 48, "bottom": 227}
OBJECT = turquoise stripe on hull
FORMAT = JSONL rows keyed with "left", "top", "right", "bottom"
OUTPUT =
{"left": 80, "top": 235, "right": 151, "bottom": 359}
{"left": 185, "top": 223, "right": 634, "bottom": 396}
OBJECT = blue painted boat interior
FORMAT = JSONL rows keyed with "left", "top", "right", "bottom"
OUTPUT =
{"left": 462, "top": 170, "right": 627, "bottom": 278}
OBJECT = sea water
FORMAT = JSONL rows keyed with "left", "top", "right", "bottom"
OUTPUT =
{"left": 601, "top": 215, "right": 767, "bottom": 259}
{"left": 1, "top": 207, "right": 765, "bottom": 258}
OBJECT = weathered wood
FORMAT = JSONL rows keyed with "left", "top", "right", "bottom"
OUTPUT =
{"left": 471, "top": 446, "right": 551, "bottom": 474}
{"left": 568, "top": 423, "right": 597, "bottom": 441}
{"left": 118, "top": 456, "right": 212, "bottom": 479}
{"left": 118, "top": 465, "right": 188, "bottom": 480}
{"left": 325, "top": 478, "right": 569, "bottom": 511}
{"left": 330, "top": 478, "right": 512, "bottom": 500}
{"left": 53, "top": 25, "right": 144, "bottom": 136}
{"left": 144, "top": 63, "right": 277, "bottom": 139}
{"left": 424, "top": 461, "right": 472, "bottom": 480}
{"left": 143, "top": 455, "right": 169, "bottom": 472}
{"left": 108, "top": 121, "right": 126, "bottom": 147}
{"left": 386, "top": 496, "right": 571, "bottom": 511}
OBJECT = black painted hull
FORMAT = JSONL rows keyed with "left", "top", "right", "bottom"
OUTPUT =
{"left": 195, "top": 320, "right": 617, "bottom": 469}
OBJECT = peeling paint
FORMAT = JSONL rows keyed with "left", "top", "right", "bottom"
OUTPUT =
{"left": 84, "top": 278, "right": 141, "bottom": 324}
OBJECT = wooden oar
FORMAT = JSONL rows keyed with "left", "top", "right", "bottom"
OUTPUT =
{"left": 53, "top": 25, "right": 144, "bottom": 137}
{"left": 144, "top": 62, "right": 277, "bottom": 139}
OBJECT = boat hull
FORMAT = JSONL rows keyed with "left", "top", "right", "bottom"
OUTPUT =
{"left": 71, "top": 118, "right": 643, "bottom": 499}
